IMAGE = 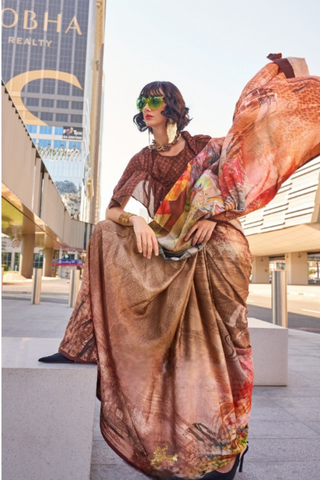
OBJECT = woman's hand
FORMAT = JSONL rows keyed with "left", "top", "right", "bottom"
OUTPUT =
{"left": 131, "top": 217, "right": 159, "bottom": 259}
{"left": 184, "top": 219, "right": 217, "bottom": 245}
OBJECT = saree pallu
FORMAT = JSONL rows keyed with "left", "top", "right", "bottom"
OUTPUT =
{"left": 152, "top": 55, "right": 320, "bottom": 259}
{"left": 59, "top": 219, "right": 253, "bottom": 479}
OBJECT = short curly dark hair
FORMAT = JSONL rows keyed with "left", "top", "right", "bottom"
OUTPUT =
{"left": 133, "top": 81, "right": 191, "bottom": 132}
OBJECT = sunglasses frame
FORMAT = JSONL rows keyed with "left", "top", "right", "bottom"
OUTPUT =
{"left": 136, "top": 95, "right": 165, "bottom": 111}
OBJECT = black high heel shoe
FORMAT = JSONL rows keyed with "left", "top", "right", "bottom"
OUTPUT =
{"left": 38, "top": 352, "right": 74, "bottom": 363}
{"left": 201, "top": 444, "right": 249, "bottom": 480}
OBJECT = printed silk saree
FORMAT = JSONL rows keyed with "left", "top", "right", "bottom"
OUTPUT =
{"left": 59, "top": 55, "right": 320, "bottom": 479}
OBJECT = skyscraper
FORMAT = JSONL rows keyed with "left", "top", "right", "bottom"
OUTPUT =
{"left": 2, "top": 0, "right": 105, "bottom": 223}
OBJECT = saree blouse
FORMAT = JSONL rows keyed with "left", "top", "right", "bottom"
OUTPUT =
{"left": 107, "top": 131, "right": 213, "bottom": 217}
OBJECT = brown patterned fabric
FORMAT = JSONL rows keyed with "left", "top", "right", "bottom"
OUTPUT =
{"left": 59, "top": 219, "right": 252, "bottom": 479}
{"left": 107, "top": 132, "right": 213, "bottom": 217}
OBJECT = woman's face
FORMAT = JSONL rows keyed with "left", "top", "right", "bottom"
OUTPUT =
{"left": 142, "top": 91, "right": 167, "bottom": 130}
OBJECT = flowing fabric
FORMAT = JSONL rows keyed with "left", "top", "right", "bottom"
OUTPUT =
{"left": 152, "top": 55, "right": 320, "bottom": 259}
{"left": 59, "top": 55, "right": 320, "bottom": 479}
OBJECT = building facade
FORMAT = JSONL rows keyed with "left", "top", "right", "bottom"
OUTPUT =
{"left": 241, "top": 156, "right": 320, "bottom": 285}
{"left": 2, "top": 0, "right": 105, "bottom": 223}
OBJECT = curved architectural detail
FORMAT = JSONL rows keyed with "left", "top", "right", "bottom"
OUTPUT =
{"left": 6, "top": 70, "right": 82, "bottom": 125}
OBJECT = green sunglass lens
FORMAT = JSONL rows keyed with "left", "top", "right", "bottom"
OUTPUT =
{"left": 136, "top": 97, "right": 147, "bottom": 110}
{"left": 149, "top": 96, "right": 163, "bottom": 109}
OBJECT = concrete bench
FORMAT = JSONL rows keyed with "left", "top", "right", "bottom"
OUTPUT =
{"left": 248, "top": 318, "right": 288, "bottom": 386}
{"left": 2, "top": 337, "right": 97, "bottom": 480}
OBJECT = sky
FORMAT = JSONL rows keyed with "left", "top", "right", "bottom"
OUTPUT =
{"left": 99, "top": 0, "right": 320, "bottom": 220}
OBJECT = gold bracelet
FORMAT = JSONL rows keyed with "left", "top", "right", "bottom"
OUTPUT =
{"left": 118, "top": 212, "right": 136, "bottom": 226}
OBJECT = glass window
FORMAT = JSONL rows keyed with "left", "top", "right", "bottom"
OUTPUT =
{"left": 71, "top": 101, "right": 83, "bottom": 110}
{"left": 69, "top": 141, "right": 81, "bottom": 150}
{"left": 54, "top": 140, "right": 67, "bottom": 149}
{"left": 41, "top": 112, "right": 53, "bottom": 121}
{"left": 14, "top": 253, "right": 20, "bottom": 271}
{"left": 39, "top": 126, "right": 52, "bottom": 134}
{"left": 27, "top": 82, "right": 40, "bottom": 93}
{"left": 43, "top": 80, "right": 56, "bottom": 94}
{"left": 58, "top": 84, "right": 70, "bottom": 95}
{"left": 72, "top": 86, "right": 83, "bottom": 97}
{"left": 25, "top": 98, "right": 39, "bottom": 106}
{"left": 70, "top": 115, "right": 82, "bottom": 124}
{"left": 42, "top": 99, "right": 54, "bottom": 108}
{"left": 38, "top": 139, "right": 52, "bottom": 147}
{"left": 56, "top": 114, "right": 68, "bottom": 122}
{"left": 26, "top": 125, "right": 37, "bottom": 134}
{"left": 57, "top": 100, "right": 69, "bottom": 109}
{"left": 1, "top": 252, "right": 12, "bottom": 270}
{"left": 55, "top": 127, "right": 63, "bottom": 135}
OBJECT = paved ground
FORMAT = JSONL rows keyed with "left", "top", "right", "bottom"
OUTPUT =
{"left": 3, "top": 276, "right": 320, "bottom": 332}
{"left": 2, "top": 292, "right": 320, "bottom": 480}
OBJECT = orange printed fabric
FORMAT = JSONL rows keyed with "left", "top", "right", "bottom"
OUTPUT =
{"left": 152, "top": 54, "right": 320, "bottom": 260}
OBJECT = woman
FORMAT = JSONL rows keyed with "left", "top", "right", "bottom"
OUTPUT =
{"left": 40, "top": 54, "right": 320, "bottom": 480}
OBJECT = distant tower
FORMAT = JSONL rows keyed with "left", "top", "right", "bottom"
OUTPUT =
{"left": 1, "top": 0, "right": 106, "bottom": 224}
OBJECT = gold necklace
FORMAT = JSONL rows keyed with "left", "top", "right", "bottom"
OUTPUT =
{"left": 148, "top": 132, "right": 181, "bottom": 152}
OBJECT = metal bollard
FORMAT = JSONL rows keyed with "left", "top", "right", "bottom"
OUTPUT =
{"left": 31, "top": 268, "right": 42, "bottom": 304}
{"left": 69, "top": 269, "right": 80, "bottom": 308}
{"left": 271, "top": 271, "right": 288, "bottom": 327}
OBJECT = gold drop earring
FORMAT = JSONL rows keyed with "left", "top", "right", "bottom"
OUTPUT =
{"left": 167, "top": 118, "right": 178, "bottom": 144}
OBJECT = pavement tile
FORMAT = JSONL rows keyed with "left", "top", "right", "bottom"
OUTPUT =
{"left": 302, "top": 422, "right": 320, "bottom": 435}
{"left": 90, "top": 463, "right": 149, "bottom": 480}
{"left": 289, "top": 331, "right": 320, "bottom": 340}
{"left": 288, "top": 355, "right": 320, "bottom": 366}
{"left": 248, "top": 420, "right": 319, "bottom": 439}
{"left": 288, "top": 344, "right": 320, "bottom": 353}
{"left": 288, "top": 344, "right": 320, "bottom": 351}
{"left": 250, "top": 396, "right": 297, "bottom": 422}
{"left": 289, "top": 337, "right": 320, "bottom": 346}
{"left": 286, "top": 370, "right": 320, "bottom": 387}
{"left": 244, "top": 438, "right": 320, "bottom": 462}
{"left": 253, "top": 385, "right": 320, "bottom": 397}
{"left": 91, "top": 440, "right": 124, "bottom": 465}
{"left": 271, "top": 396, "right": 320, "bottom": 422}
{"left": 288, "top": 350, "right": 320, "bottom": 360}
{"left": 94, "top": 422, "right": 103, "bottom": 439}
{"left": 288, "top": 365, "right": 320, "bottom": 385}
{"left": 238, "top": 461, "right": 320, "bottom": 480}
{"left": 3, "top": 327, "right": 67, "bottom": 338}
{"left": 251, "top": 387, "right": 268, "bottom": 396}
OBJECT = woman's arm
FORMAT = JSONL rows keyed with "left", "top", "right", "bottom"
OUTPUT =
{"left": 105, "top": 197, "right": 159, "bottom": 259}
{"left": 105, "top": 195, "right": 131, "bottom": 223}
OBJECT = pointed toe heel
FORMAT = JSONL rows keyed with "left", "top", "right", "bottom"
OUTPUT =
{"left": 201, "top": 444, "right": 249, "bottom": 479}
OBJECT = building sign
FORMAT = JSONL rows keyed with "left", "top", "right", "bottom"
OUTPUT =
{"left": 54, "top": 259, "right": 83, "bottom": 266}
{"left": 1, "top": 0, "right": 90, "bottom": 127}
{"left": 2, "top": 0, "right": 91, "bottom": 220}
{"left": 63, "top": 126, "right": 83, "bottom": 140}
